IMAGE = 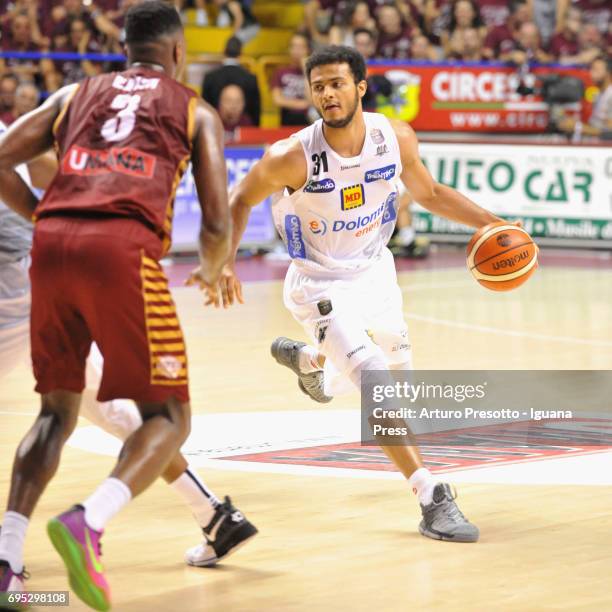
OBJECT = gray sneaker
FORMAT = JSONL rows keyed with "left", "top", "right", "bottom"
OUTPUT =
{"left": 419, "top": 483, "right": 479, "bottom": 543}
{"left": 270, "top": 337, "right": 332, "bottom": 403}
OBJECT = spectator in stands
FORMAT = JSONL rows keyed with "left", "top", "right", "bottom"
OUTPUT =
{"left": 483, "top": 0, "right": 531, "bottom": 60}
{"left": 557, "top": 23, "right": 606, "bottom": 65}
{"left": 559, "top": 56, "right": 611, "bottom": 139}
{"left": 174, "top": 0, "right": 209, "bottom": 26}
{"left": 476, "top": 0, "right": 529, "bottom": 28}
{"left": 213, "top": 0, "right": 260, "bottom": 44}
{"left": 271, "top": 32, "right": 312, "bottom": 126}
{"left": 449, "top": 26, "right": 484, "bottom": 60}
{"left": 556, "top": 0, "right": 610, "bottom": 37}
{"left": 0, "top": 13, "right": 41, "bottom": 84}
{"left": 0, "top": 74, "right": 18, "bottom": 118}
{"left": 202, "top": 36, "right": 260, "bottom": 126}
{"left": 44, "top": 0, "right": 121, "bottom": 48}
{"left": 329, "top": 1, "right": 376, "bottom": 46}
{"left": 1, "top": 0, "right": 47, "bottom": 46}
{"left": 410, "top": 34, "right": 438, "bottom": 60}
{"left": 420, "top": 0, "right": 452, "bottom": 47}
{"left": 441, "top": 0, "right": 486, "bottom": 58}
{"left": 514, "top": 21, "right": 551, "bottom": 63}
{"left": 218, "top": 83, "right": 253, "bottom": 143}
{"left": 353, "top": 27, "right": 391, "bottom": 111}
{"left": 0, "top": 82, "right": 39, "bottom": 125}
{"left": 303, "top": 0, "right": 343, "bottom": 46}
{"left": 532, "top": 0, "right": 555, "bottom": 46}
{"left": 376, "top": 3, "right": 414, "bottom": 60}
{"left": 41, "top": 16, "right": 104, "bottom": 92}
{"left": 353, "top": 27, "right": 377, "bottom": 61}
{"left": 549, "top": 6, "right": 581, "bottom": 60}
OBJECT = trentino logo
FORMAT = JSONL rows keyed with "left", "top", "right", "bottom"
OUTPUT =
{"left": 365, "top": 164, "right": 396, "bottom": 183}
{"left": 304, "top": 178, "right": 336, "bottom": 193}
{"left": 284, "top": 215, "right": 306, "bottom": 258}
{"left": 382, "top": 192, "right": 398, "bottom": 225}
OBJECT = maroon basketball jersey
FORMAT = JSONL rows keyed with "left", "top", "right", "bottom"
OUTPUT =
{"left": 36, "top": 66, "right": 198, "bottom": 252}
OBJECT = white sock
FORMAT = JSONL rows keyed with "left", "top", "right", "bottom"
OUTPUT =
{"left": 170, "top": 468, "right": 220, "bottom": 528}
{"left": 398, "top": 226, "right": 416, "bottom": 246}
{"left": 298, "top": 345, "right": 322, "bottom": 373}
{"left": 83, "top": 478, "right": 132, "bottom": 532}
{"left": 409, "top": 467, "right": 437, "bottom": 506}
{"left": 0, "top": 511, "right": 29, "bottom": 573}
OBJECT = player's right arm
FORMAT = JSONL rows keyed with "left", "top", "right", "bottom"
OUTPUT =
{"left": 0, "top": 84, "right": 76, "bottom": 220}
{"left": 219, "top": 137, "right": 307, "bottom": 307}
{"left": 186, "top": 99, "right": 233, "bottom": 306}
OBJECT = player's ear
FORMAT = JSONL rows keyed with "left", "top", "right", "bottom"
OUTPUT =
{"left": 357, "top": 79, "right": 367, "bottom": 99}
{"left": 173, "top": 34, "right": 186, "bottom": 76}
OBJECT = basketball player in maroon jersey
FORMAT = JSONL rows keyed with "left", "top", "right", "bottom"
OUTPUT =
{"left": 0, "top": 2, "right": 256, "bottom": 609}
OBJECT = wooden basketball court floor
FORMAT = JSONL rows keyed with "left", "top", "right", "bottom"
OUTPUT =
{"left": 1, "top": 247, "right": 612, "bottom": 611}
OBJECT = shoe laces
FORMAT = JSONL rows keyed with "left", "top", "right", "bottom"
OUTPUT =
{"left": 423, "top": 484, "right": 467, "bottom": 523}
{"left": 437, "top": 485, "right": 468, "bottom": 523}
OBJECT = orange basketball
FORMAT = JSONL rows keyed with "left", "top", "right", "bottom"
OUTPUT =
{"left": 466, "top": 222, "right": 538, "bottom": 291}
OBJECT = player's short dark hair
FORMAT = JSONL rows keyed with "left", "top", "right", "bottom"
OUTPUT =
{"left": 305, "top": 45, "right": 366, "bottom": 83}
{"left": 125, "top": 0, "right": 182, "bottom": 46}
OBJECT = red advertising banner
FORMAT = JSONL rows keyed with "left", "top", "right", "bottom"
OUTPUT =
{"left": 367, "top": 63, "right": 591, "bottom": 132}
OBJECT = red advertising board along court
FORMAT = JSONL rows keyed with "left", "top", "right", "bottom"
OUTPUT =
{"left": 367, "top": 62, "right": 591, "bottom": 132}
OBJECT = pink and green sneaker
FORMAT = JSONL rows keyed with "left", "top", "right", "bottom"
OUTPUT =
{"left": 0, "top": 560, "right": 30, "bottom": 610}
{"left": 46, "top": 505, "right": 111, "bottom": 611}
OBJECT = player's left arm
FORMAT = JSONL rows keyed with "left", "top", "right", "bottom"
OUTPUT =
{"left": 0, "top": 85, "right": 74, "bottom": 219}
{"left": 392, "top": 120, "right": 503, "bottom": 229}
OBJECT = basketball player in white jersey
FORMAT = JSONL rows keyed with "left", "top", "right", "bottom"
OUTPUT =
{"left": 210, "top": 46, "right": 510, "bottom": 542}
{"left": 0, "top": 122, "right": 255, "bottom": 590}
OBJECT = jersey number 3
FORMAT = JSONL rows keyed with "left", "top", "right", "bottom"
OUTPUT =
{"left": 101, "top": 94, "right": 142, "bottom": 142}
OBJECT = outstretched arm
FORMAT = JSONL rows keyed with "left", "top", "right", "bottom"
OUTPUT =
{"left": 218, "top": 137, "right": 306, "bottom": 307}
{"left": 392, "top": 120, "right": 503, "bottom": 228}
{"left": 0, "top": 85, "right": 75, "bottom": 220}
{"left": 188, "top": 100, "right": 233, "bottom": 305}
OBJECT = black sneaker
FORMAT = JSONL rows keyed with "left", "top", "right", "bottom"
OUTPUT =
{"left": 184, "top": 497, "right": 257, "bottom": 567}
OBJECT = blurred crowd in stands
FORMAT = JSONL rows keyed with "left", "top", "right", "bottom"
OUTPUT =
{"left": 0, "top": 0, "right": 610, "bottom": 132}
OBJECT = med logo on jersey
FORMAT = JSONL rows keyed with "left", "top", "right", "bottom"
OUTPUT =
{"left": 365, "top": 164, "right": 396, "bottom": 183}
{"left": 340, "top": 184, "right": 365, "bottom": 211}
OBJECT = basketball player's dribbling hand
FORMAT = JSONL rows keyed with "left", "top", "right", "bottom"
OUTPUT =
{"left": 217, "top": 264, "right": 244, "bottom": 309}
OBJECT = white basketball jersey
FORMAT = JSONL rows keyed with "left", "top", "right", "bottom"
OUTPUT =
{"left": 273, "top": 112, "right": 403, "bottom": 277}
{"left": 0, "top": 120, "right": 34, "bottom": 265}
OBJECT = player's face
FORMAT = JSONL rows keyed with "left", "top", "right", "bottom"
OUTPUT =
{"left": 310, "top": 63, "right": 366, "bottom": 129}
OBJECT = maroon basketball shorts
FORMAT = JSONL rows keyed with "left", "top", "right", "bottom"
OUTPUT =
{"left": 30, "top": 216, "right": 189, "bottom": 403}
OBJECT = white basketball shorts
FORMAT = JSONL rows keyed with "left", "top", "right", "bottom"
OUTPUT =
{"left": 283, "top": 247, "right": 412, "bottom": 395}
